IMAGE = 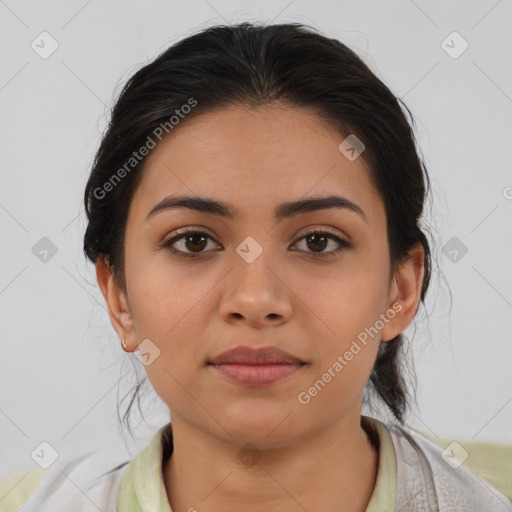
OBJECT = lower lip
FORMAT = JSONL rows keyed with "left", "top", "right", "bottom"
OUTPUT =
{"left": 210, "top": 363, "right": 304, "bottom": 386}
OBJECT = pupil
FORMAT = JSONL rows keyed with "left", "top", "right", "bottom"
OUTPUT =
{"left": 185, "top": 234, "right": 207, "bottom": 252}
{"left": 307, "top": 233, "right": 327, "bottom": 252}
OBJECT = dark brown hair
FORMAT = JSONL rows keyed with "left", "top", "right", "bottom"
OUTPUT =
{"left": 84, "top": 21, "right": 439, "bottom": 433}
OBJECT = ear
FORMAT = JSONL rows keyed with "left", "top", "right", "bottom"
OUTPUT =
{"left": 381, "top": 242, "right": 425, "bottom": 342}
{"left": 96, "top": 257, "right": 136, "bottom": 350}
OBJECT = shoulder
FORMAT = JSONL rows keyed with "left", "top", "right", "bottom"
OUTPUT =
{"left": 385, "top": 421, "right": 512, "bottom": 511}
{"left": 1, "top": 448, "right": 131, "bottom": 512}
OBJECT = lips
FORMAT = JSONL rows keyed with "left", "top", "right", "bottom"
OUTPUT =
{"left": 208, "top": 345, "right": 306, "bottom": 386}
{"left": 209, "top": 345, "right": 304, "bottom": 366}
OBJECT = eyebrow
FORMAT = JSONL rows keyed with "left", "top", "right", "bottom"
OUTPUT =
{"left": 146, "top": 195, "right": 368, "bottom": 223}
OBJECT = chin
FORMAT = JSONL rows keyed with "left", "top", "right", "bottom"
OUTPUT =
{"left": 218, "top": 403, "right": 305, "bottom": 446}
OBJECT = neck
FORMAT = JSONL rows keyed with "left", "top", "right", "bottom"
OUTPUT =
{"left": 163, "top": 411, "right": 379, "bottom": 512}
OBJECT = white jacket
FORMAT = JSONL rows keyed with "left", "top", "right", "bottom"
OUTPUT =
{"left": 19, "top": 418, "right": 512, "bottom": 511}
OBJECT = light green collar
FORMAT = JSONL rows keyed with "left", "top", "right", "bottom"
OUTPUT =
{"left": 363, "top": 416, "right": 397, "bottom": 511}
{"left": 117, "top": 423, "right": 173, "bottom": 512}
{"left": 117, "top": 417, "right": 396, "bottom": 511}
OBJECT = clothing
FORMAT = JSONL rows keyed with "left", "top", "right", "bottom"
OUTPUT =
{"left": 6, "top": 416, "right": 511, "bottom": 511}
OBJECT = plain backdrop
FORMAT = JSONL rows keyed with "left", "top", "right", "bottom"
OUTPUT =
{"left": 1, "top": 0, "right": 511, "bottom": 478}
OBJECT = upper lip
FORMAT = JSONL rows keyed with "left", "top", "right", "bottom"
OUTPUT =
{"left": 209, "top": 345, "right": 305, "bottom": 365}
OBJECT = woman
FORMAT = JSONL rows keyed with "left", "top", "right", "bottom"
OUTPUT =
{"left": 13, "top": 21, "right": 512, "bottom": 511}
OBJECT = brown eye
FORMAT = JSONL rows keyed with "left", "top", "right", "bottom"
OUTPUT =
{"left": 181, "top": 232, "right": 208, "bottom": 252}
{"left": 305, "top": 233, "right": 329, "bottom": 252}
{"left": 293, "top": 230, "right": 351, "bottom": 258}
{"left": 160, "top": 229, "right": 220, "bottom": 258}
{"left": 160, "top": 228, "right": 350, "bottom": 260}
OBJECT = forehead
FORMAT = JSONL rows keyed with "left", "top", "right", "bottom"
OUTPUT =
{"left": 128, "top": 104, "right": 384, "bottom": 225}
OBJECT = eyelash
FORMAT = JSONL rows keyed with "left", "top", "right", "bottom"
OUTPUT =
{"left": 159, "top": 228, "right": 351, "bottom": 260}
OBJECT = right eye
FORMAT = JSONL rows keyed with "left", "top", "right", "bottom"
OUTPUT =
{"left": 159, "top": 229, "right": 221, "bottom": 258}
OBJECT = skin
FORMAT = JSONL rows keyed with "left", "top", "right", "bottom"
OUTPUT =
{"left": 97, "top": 103, "right": 424, "bottom": 512}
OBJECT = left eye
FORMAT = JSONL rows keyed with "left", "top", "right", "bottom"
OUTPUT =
{"left": 292, "top": 230, "right": 351, "bottom": 258}
{"left": 159, "top": 229, "right": 350, "bottom": 259}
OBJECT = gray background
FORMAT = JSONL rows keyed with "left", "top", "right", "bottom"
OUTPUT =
{"left": 1, "top": 0, "right": 511, "bottom": 478}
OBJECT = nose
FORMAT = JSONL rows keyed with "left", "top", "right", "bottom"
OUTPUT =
{"left": 219, "top": 254, "right": 293, "bottom": 329}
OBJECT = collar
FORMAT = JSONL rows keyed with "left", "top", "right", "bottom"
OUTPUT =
{"left": 117, "top": 416, "right": 396, "bottom": 512}
{"left": 117, "top": 423, "right": 173, "bottom": 512}
{"left": 363, "top": 415, "right": 397, "bottom": 511}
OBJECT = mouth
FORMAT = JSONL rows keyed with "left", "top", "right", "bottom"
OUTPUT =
{"left": 207, "top": 345, "right": 307, "bottom": 387}
{"left": 209, "top": 363, "right": 305, "bottom": 386}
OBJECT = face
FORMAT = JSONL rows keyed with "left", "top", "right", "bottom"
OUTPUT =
{"left": 98, "top": 103, "right": 421, "bottom": 448}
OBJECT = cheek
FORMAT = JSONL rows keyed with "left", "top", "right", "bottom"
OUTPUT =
{"left": 300, "top": 296, "right": 382, "bottom": 414}
{"left": 301, "top": 263, "right": 389, "bottom": 347}
{"left": 297, "top": 255, "right": 388, "bottom": 391}
{"left": 126, "top": 250, "right": 212, "bottom": 339}
{"left": 124, "top": 260, "right": 215, "bottom": 398}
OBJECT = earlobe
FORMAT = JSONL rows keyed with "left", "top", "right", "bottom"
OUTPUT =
{"left": 381, "top": 242, "right": 425, "bottom": 343}
{"left": 95, "top": 257, "right": 135, "bottom": 347}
